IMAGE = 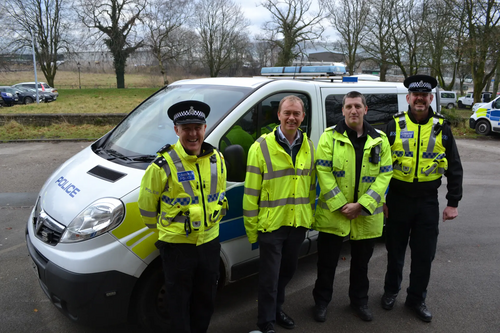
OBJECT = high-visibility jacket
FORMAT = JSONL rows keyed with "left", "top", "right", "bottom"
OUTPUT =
{"left": 243, "top": 129, "right": 316, "bottom": 244}
{"left": 138, "top": 140, "right": 227, "bottom": 246}
{"left": 391, "top": 112, "right": 447, "bottom": 182}
{"left": 313, "top": 124, "right": 393, "bottom": 240}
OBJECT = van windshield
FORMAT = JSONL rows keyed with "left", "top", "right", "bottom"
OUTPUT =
{"left": 97, "top": 83, "right": 251, "bottom": 163}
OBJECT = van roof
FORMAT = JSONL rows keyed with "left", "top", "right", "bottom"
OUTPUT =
{"left": 172, "top": 77, "right": 409, "bottom": 92}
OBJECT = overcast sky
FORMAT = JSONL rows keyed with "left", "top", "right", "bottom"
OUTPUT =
{"left": 235, "top": 0, "right": 336, "bottom": 41}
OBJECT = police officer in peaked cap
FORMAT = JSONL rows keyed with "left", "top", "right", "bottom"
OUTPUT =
{"left": 380, "top": 75, "right": 463, "bottom": 322}
{"left": 138, "top": 100, "right": 228, "bottom": 332}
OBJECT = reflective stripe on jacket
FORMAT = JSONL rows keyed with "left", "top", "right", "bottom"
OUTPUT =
{"left": 391, "top": 112, "right": 447, "bottom": 182}
{"left": 313, "top": 125, "right": 393, "bottom": 240}
{"left": 243, "top": 128, "right": 316, "bottom": 244}
{"left": 138, "top": 140, "right": 227, "bottom": 246}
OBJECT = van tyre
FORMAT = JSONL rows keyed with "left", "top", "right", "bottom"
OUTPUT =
{"left": 475, "top": 119, "right": 491, "bottom": 135}
{"left": 446, "top": 103, "right": 454, "bottom": 109}
{"left": 458, "top": 101, "right": 464, "bottom": 109}
{"left": 133, "top": 264, "right": 171, "bottom": 332}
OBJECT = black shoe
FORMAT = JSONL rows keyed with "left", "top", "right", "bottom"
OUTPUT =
{"left": 276, "top": 310, "right": 296, "bottom": 329}
{"left": 405, "top": 301, "right": 432, "bottom": 322}
{"left": 350, "top": 304, "right": 373, "bottom": 322}
{"left": 381, "top": 292, "right": 398, "bottom": 310}
{"left": 259, "top": 323, "right": 276, "bottom": 333}
{"left": 313, "top": 304, "right": 327, "bottom": 322}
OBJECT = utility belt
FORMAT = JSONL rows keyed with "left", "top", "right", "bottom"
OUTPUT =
{"left": 392, "top": 151, "right": 448, "bottom": 177}
{"left": 159, "top": 192, "right": 227, "bottom": 236}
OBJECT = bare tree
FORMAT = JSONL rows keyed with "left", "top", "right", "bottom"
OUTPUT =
{"left": 261, "top": 0, "right": 324, "bottom": 66}
{"left": 386, "top": 0, "right": 427, "bottom": 78}
{"left": 3, "top": 0, "right": 71, "bottom": 87}
{"left": 420, "top": 0, "right": 465, "bottom": 90}
{"left": 193, "top": 0, "right": 250, "bottom": 77}
{"left": 362, "top": 0, "right": 397, "bottom": 81}
{"left": 143, "top": 0, "right": 192, "bottom": 85}
{"left": 460, "top": 0, "right": 500, "bottom": 103}
{"left": 321, "top": 0, "right": 370, "bottom": 75}
{"left": 76, "top": 0, "right": 146, "bottom": 88}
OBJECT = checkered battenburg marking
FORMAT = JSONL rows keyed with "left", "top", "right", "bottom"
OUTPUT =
{"left": 316, "top": 159, "right": 333, "bottom": 167}
{"left": 333, "top": 171, "right": 345, "bottom": 177}
{"left": 362, "top": 176, "right": 376, "bottom": 183}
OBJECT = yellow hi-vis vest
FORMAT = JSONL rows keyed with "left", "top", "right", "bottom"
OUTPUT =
{"left": 313, "top": 126, "right": 393, "bottom": 240}
{"left": 392, "top": 112, "right": 448, "bottom": 182}
{"left": 138, "top": 141, "right": 228, "bottom": 246}
{"left": 243, "top": 129, "right": 316, "bottom": 244}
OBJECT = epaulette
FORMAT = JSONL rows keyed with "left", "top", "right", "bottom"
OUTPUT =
{"left": 157, "top": 144, "right": 172, "bottom": 154}
{"left": 393, "top": 111, "right": 406, "bottom": 118}
{"left": 153, "top": 155, "right": 168, "bottom": 168}
{"left": 325, "top": 125, "right": 337, "bottom": 133}
{"left": 433, "top": 112, "right": 446, "bottom": 119}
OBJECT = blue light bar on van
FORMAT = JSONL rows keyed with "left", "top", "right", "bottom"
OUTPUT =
{"left": 342, "top": 76, "right": 358, "bottom": 83}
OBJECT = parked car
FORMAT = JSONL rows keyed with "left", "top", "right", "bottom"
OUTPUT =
{"left": 439, "top": 91, "right": 457, "bottom": 109}
{"left": 458, "top": 91, "right": 492, "bottom": 109}
{"left": 11, "top": 86, "right": 44, "bottom": 104}
{"left": 0, "top": 87, "right": 19, "bottom": 106}
{"left": 13, "top": 81, "right": 58, "bottom": 98}
{"left": 16, "top": 86, "right": 57, "bottom": 103}
{"left": 0, "top": 94, "right": 5, "bottom": 107}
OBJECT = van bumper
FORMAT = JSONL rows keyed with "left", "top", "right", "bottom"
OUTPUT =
{"left": 469, "top": 118, "right": 476, "bottom": 129}
{"left": 26, "top": 232, "right": 138, "bottom": 327}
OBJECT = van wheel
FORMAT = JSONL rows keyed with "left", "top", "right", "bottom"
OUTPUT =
{"left": 446, "top": 103, "right": 454, "bottom": 109}
{"left": 458, "top": 101, "right": 464, "bottom": 109}
{"left": 475, "top": 120, "right": 491, "bottom": 135}
{"left": 133, "top": 264, "right": 170, "bottom": 332}
{"left": 24, "top": 97, "right": 34, "bottom": 104}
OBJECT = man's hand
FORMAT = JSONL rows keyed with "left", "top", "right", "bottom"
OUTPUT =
{"left": 443, "top": 206, "right": 458, "bottom": 221}
{"left": 341, "top": 203, "right": 363, "bottom": 220}
{"left": 383, "top": 203, "right": 389, "bottom": 218}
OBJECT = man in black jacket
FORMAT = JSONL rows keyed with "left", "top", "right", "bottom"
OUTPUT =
{"left": 381, "top": 75, "right": 463, "bottom": 322}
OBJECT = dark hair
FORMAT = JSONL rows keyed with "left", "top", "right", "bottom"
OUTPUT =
{"left": 342, "top": 91, "right": 367, "bottom": 108}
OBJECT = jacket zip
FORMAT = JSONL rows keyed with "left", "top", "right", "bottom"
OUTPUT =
{"left": 196, "top": 163, "right": 208, "bottom": 227}
{"left": 414, "top": 125, "right": 421, "bottom": 180}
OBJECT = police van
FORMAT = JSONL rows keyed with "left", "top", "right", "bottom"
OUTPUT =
{"left": 26, "top": 75, "right": 437, "bottom": 330}
{"left": 469, "top": 94, "right": 500, "bottom": 135}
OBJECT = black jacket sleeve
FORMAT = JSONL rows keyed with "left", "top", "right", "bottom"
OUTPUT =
{"left": 442, "top": 122, "right": 463, "bottom": 207}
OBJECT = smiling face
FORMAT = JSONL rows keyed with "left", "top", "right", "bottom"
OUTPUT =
{"left": 342, "top": 96, "right": 368, "bottom": 130}
{"left": 277, "top": 99, "right": 305, "bottom": 136}
{"left": 174, "top": 123, "right": 207, "bottom": 156}
{"left": 407, "top": 92, "right": 434, "bottom": 120}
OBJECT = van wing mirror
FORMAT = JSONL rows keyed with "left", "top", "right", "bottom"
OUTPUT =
{"left": 224, "top": 144, "right": 247, "bottom": 182}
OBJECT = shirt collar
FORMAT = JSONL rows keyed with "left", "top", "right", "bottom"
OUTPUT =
{"left": 277, "top": 125, "right": 301, "bottom": 146}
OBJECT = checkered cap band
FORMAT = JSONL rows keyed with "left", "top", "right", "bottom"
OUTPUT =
{"left": 408, "top": 81, "right": 432, "bottom": 90}
{"left": 173, "top": 107, "right": 206, "bottom": 122}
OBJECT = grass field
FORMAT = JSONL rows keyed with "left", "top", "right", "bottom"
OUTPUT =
{"left": 0, "top": 69, "right": 166, "bottom": 89}
{"left": 0, "top": 70, "right": 488, "bottom": 141}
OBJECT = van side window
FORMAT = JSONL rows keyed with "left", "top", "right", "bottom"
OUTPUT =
{"left": 219, "top": 92, "right": 311, "bottom": 157}
{"left": 325, "top": 93, "right": 399, "bottom": 130}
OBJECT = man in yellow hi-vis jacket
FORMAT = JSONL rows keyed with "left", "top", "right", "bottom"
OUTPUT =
{"left": 312, "top": 91, "right": 393, "bottom": 323}
{"left": 138, "top": 100, "right": 227, "bottom": 333}
{"left": 243, "top": 95, "right": 316, "bottom": 333}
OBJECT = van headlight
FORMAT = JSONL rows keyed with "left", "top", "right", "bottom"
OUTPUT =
{"left": 60, "top": 198, "right": 124, "bottom": 243}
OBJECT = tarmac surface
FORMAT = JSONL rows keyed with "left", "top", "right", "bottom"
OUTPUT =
{"left": 1, "top": 139, "right": 500, "bottom": 332}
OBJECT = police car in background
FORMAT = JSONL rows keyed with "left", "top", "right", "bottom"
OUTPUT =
{"left": 469, "top": 94, "right": 500, "bottom": 135}
{"left": 26, "top": 74, "right": 438, "bottom": 330}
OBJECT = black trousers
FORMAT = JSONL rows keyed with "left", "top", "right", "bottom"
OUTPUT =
{"left": 159, "top": 237, "right": 220, "bottom": 333}
{"left": 313, "top": 232, "right": 375, "bottom": 307}
{"left": 257, "top": 226, "right": 307, "bottom": 330}
{"left": 383, "top": 190, "right": 439, "bottom": 304}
